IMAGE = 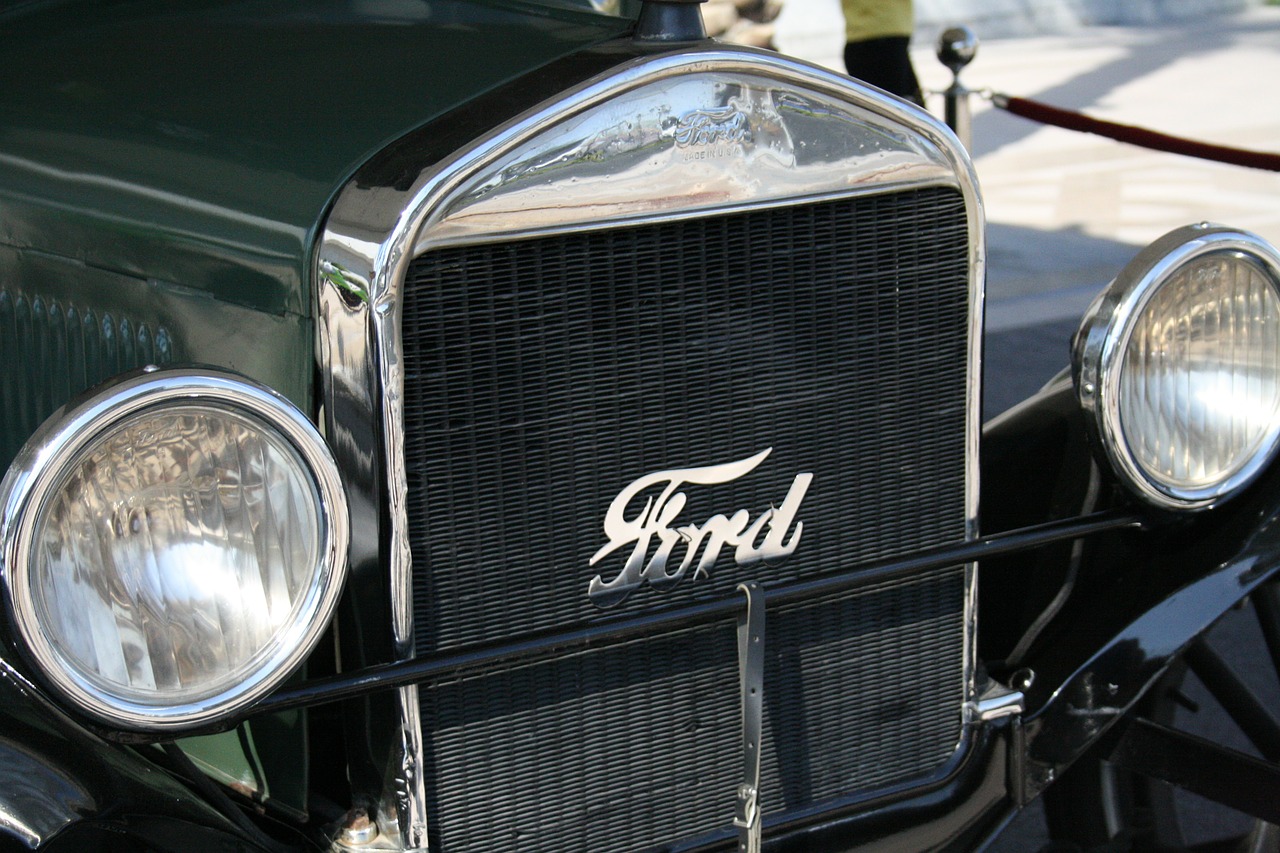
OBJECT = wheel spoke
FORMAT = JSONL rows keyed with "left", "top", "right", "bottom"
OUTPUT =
{"left": 1184, "top": 638, "right": 1280, "bottom": 762}
{"left": 1107, "top": 717, "right": 1280, "bottom": 825}
{"left": 1253, "top": 581, "right": 1280, "bottom": 681}
{"left": 1243, "top": 821, "right": 1280, "bottom": 853}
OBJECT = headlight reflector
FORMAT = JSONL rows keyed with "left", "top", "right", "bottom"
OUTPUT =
{"left": 1075, "top": 225, "right": 1280, "bottom": 509}
{"left": 2, "top": 370, "right": 348, "bottom": 730}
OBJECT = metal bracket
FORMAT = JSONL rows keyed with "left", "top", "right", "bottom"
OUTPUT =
{"left": 734, "top": 582, "right": 766, "bottom": 853}
{"left": 965, "top": 674, "right": 1027, "bottom": 724}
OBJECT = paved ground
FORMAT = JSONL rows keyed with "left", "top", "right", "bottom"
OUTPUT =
{"left": 776, "top": 4, "right": 1280, "bottom": 331}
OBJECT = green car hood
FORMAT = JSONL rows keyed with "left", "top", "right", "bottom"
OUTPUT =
{"left": 0, "top": 0, "right": 632, "bottom": 316}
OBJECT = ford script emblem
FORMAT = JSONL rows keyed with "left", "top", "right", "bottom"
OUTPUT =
{"left": 673, "top": 106, "right": 748, "bottom": 149}
{"left": 587, "top": 448, "right": 812, "bottom": 607}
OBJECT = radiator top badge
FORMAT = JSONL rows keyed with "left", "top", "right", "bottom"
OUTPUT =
{"left": 673, "top": 106, "right": 747, "bottom": 149}
{"left": 587, "top": 448, "right": 812, "bottom": 607}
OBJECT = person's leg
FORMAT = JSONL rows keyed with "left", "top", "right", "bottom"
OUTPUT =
{"left": 844, "top": 35, "right": 922, "bottom": 104}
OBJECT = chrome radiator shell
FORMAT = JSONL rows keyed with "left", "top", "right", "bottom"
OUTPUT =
{"left": 317, "top": 45, "right": 984, "bottom": 851}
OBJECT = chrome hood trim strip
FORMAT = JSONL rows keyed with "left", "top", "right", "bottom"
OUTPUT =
{"left": 317, "top": 43, "right": 985, "bottom": 852}
{"left": 409, "top": 64, "right": 958, "bottom": 253}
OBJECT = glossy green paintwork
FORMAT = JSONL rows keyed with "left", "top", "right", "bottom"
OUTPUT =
{"left": 0, "top": 247, "right": 312, "bottom": 468}
{"left": 0, "top": 0, "right": 631, "bottom": 428}
{"left": 180, "top": 711, "right": 309, "bottom": 822}
{"left": 0, "top": 0, "right": 633, "bottom": 831}
{"left": 0, "top": 0, "right": 631, "bottom": 316}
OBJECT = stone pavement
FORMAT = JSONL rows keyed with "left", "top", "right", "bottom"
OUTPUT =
{"left": 775, "top": 4, "right": 1280, "bottom": 331}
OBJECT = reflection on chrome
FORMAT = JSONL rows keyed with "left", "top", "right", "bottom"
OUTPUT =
{"left": 1120, "top": 253, "right": 1280, "bottom": 489}
{"left": 2, "top": 369, "right": 349, "bottom": 730}
{"left": 0, "top": 735, "right": 94, "bottom": 849}
{"left": 588, "top": 448, "right": 813, "bottom": 606}
{"left": 35, "top": 406, "right": 320, "bottom": 699}
{"left": 318, "top": 44, "right": 984, "bottom": 851}
{"left": 415, "top": 67, "right": 958, "bottom": 253}
{"left": 1076, "top": 225, "right": 1280, "bottom": 509}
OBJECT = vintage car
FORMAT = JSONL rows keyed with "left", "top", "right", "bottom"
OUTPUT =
{"left": 2, "top": 0, "right": 1278, "bottom": 850}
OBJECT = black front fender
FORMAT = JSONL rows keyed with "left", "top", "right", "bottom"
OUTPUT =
{"left": 980, "top": 373, "right": 1280, "bottom": 802}
{"left": 0, "top": 659, "right": 265, "bottom": 852}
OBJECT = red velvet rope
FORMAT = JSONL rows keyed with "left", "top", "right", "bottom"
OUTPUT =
{"left": 995, "top": 94, "right": 1280, "bottom": 172}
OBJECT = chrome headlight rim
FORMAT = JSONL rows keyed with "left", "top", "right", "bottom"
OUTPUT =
{"left": 0, "top": 367, "right": 349, "bottom": 731}
{"left": 1075, "top": 224, "right": 1280, "bottom": 510}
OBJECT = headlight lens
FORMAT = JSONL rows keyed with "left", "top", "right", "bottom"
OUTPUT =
{"left": 1, "top": 370, "right": 348, "bottom": 730}
{"left": 1075, "top": 225, "right": 1280, "bottom": 509}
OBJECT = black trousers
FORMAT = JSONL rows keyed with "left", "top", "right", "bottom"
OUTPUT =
{"left": 844, "top": 35, "right": 922, "bottom": 105}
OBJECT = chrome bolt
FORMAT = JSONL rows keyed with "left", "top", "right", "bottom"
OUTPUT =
{"left": 340, "top": 808, "right": 378, "bottom": 846}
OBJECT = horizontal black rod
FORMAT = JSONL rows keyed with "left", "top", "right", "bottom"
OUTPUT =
{"left": 243, "top": 508, "right": 1142, "bottom": 722}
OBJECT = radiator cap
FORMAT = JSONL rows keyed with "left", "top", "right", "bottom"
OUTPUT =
{"left": 634, "top": 0, "right": 708, "bottom": 43}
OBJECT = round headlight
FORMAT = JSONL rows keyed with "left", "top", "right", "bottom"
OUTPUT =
{"left": 1075, "top": 224, "right": 1280, "bottom": 509}
{"left": 1, "top": 369, "right": 348, "bottom": 730}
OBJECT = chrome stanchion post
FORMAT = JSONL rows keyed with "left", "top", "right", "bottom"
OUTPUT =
{"left": 936, "top": 25, "right": 979, "bottom": 149}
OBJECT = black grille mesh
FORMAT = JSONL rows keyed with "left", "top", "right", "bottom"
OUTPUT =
{"left": 421, "top": 567, "right": 964, "bottom": 853}
{"left": 403, "top": 188, "right": 970, "bottom": 650}
{"left": 400, "top": 186, "right": 972, "bottom": 849}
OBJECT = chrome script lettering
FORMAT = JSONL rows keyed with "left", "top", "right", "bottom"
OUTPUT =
{"left": 674, "top": 106, "right": 747, "bottom": 149}
{"left": 588, "top": 448, "right": 813, "bottom": 606}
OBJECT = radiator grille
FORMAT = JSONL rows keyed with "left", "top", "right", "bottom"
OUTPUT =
{"left": 400, "top": 186, "right": 972, "bottom": 848}
{"left": 421, "top": 567, "right": 964, "bottom": 853}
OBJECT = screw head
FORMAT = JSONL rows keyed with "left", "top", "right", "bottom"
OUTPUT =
{"left": 340, "top": 809, "right": 378, "bottom": 846}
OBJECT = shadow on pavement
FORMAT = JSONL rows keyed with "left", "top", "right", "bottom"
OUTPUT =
{"left": 983, "top": 317, "right": 1077, "bottom": 420}
{"left": 987, "top": 221, "right": 1139, "bottom": 301}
